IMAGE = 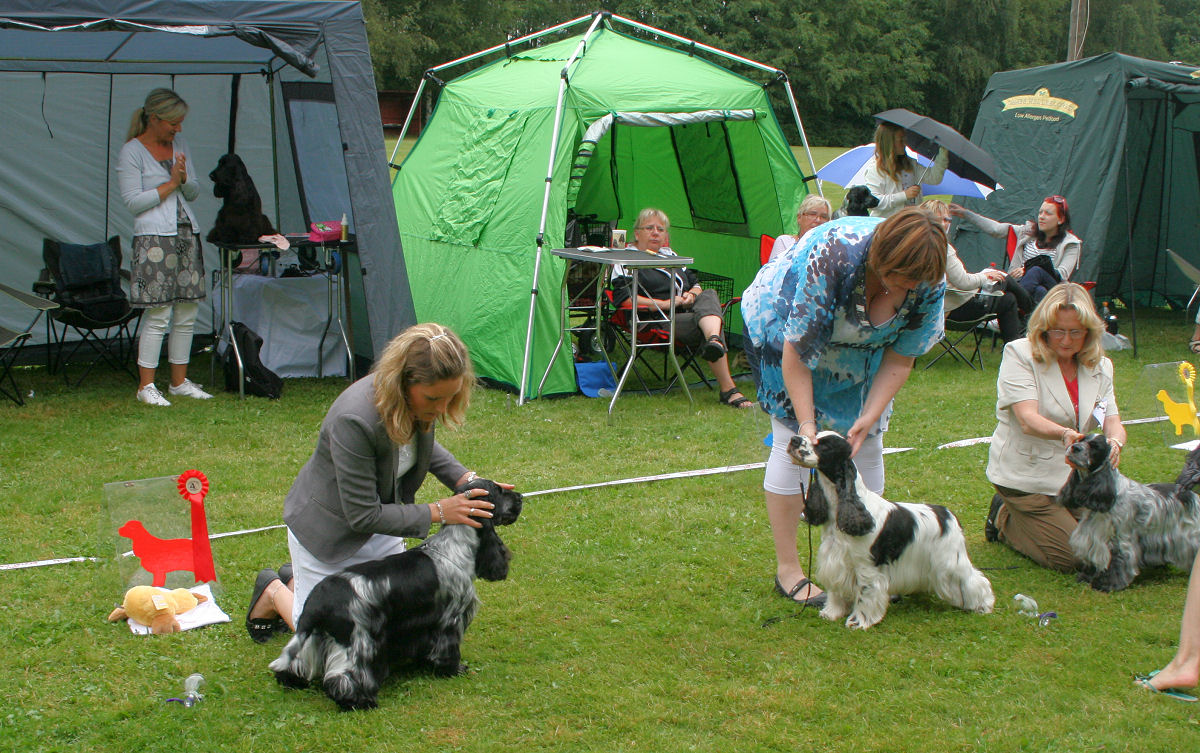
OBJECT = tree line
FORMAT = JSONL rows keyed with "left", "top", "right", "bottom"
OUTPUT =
{"left": 363, "top": 0, "right": 1200, "bottom": 145}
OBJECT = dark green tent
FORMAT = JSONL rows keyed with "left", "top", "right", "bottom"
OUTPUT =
{"left": 955, "top": 52, "right": 1200, "bottom": 315}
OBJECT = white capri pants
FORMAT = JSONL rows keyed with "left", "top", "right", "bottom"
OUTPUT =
{"left": 287, "top": 529, "right": 407, "bottom": 626}
{"left": 137, "top": 301, "right": 200, "bottom": 369}
{"left": 763, "top": 416, "right": 886, "bottom": 496}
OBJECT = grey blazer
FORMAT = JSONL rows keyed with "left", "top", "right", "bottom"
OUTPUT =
{"left": 283, "top": 376, "right": 468, "bottom": 562}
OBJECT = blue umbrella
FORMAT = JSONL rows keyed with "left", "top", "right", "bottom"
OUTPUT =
{"left": 816, "top": 144, "right": 997, "bottom": 199}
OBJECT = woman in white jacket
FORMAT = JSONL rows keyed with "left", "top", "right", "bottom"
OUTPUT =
{"left": 116, "top": 89, "right": 210, "bottom": 406}
{"left": 860, "top": 122, "right": 948, "bottom": 218}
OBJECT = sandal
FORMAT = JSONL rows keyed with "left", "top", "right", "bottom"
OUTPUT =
{"left": 774, "top": 576, "right": 827, "bottom": 608}
{"left": 699, "top": 334, "right": 727, "bottom": 362}
{"left": 1134, "top": 671, "right": 1199, "bottom": 703}
{"left": 246, "top": 568, "right": 285, "bottom": 644}
{"left": 719, "top": 387, "right": 755, "bottom": 409}
{"left": 1189, "top": 340, "right": 1200, "bottom": 355}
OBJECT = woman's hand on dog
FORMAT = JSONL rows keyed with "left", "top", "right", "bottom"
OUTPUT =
{"left": 433, "top": 481, "right": 514, "bottom": 528}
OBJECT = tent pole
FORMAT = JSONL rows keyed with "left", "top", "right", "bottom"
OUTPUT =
{"left": 608, "top": 14, "right": 778, "bottom": 75}
{"left": 518, "top": 13, "right": 607, "bottom": 405}
{"left": 428, "top": 15, "right": 595, "bottom": 78}
{"left": 389, "top": 78, "right": 427, "bottom": 166}
{"left": 1120, "top": 98, "right": 1139, "bottom": 356}
{"left": 268, "top": 70, "right": 280, "bottom": 229}
{"left": 105, "top": 75, "right": 113, "bottom": 241}
{"left": 780, "top": 76, "right": 821, "bottom": 196}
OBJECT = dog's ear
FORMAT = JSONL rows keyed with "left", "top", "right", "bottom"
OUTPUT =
{"left": 1088, "top": 434, "right": 1111, "bottom": 471}
{"left": 835, "top": 488, "right": 876, "bottom": 536}
{"left": 803, "top": 476, "right": 829, "bottom": 527}
{"left": 475, "top": 526, "right": 512, "bottom": 581}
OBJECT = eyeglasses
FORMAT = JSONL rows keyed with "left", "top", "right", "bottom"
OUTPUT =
{"left": 1046, "top": 328, "right": 1086, "bottom": 340}
{"left": 1047, "top": 195, "right": 1067, "bottom": 206}
{"left": 801, "top": 211, "right": 830, "bottom": 221}
{"left": 637, "top": 225, "right": 666, "bottom": 232}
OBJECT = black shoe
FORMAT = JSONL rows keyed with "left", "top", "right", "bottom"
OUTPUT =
{"left": 985, "top": 494, "right": 1003, "bottom": 543}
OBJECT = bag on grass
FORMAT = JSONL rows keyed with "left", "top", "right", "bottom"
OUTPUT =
{"left": 222, "top": 321, "right": 283, "bottom": 399}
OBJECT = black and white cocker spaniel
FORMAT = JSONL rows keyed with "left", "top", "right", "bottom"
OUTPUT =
{"left": 270, "top": 478, "right": 522, "bottom": 710}
{"left": 205, "top": 153, "right": 276, "bottom": 246}
{"left": 1061, "top": 434, "right": 1200, "bottom": 592}
{"left": 788, "top": 431, "right": 994, "bottom": 629}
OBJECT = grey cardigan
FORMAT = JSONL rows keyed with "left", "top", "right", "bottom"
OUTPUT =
{"left": 283, "top": 377, "right": 468, "bottom": 562}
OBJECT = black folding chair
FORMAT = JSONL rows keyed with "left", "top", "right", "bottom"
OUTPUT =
{"left": 33, "top": 237, "right": 142, "bottom": 386}
{"left": 0, "top": 282, "right": 59, "bottom": 405}
{"left": 924, "top": 313, "right": 996, "bottom": 371}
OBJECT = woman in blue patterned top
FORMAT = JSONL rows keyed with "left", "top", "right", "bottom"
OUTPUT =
{"left": 741, "top": 207, "right": 947, "bottom": 604}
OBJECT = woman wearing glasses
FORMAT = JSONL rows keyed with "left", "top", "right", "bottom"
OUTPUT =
{"left": 612, "top": 207, "right": 753, "bottom": 408}
{"left": 768, "top": 195, "right": 833, "bottom": 262}
{"left": 984, "top": 282, "right": 1125, "bottom": 571}
{"left": 950, "top": 195, "right": 1081, "bottom": 306}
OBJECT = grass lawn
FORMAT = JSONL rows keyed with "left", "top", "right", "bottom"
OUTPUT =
{"left": 1, "top": 303, "right": 1198, "bottom": 750}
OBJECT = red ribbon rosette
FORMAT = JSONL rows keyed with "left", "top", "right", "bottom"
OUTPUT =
{"left": 177, "top": 470, "right": 209, "bottom": 504}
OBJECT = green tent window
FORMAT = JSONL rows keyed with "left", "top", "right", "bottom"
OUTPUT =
{"left": 670, "top": 121, "right": 748, "bottom": 232}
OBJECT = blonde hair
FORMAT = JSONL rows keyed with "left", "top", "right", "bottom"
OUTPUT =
{"left": 372, "top": 323, "right": 473, "bottom": 444}
{"left": 866, "top": 206, "right": 947, "bottom": 285}
{"left": 919, "top": 198, "right": 949, "bottom": 221}
{"left": 635, "top": 207, "right": 669, "bottom": 231}
{"left": 1026, "top": 282, "right": 1105, "bottom": 368}
{"left": 796, "top": 195, "right": 833, "bottom": 232}
{"left": 126, "top": 88, "right": 189, "bottom": 140}
{"left": 873, "top": 122, "right": 915, "bottom": 182}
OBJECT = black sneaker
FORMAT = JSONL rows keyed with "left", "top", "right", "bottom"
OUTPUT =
{"left": 985, "top": 494, "right": 1003, "bottom": 543}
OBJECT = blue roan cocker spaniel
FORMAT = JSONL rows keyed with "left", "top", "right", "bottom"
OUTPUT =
{"left": 270, "top": 478, "right": 523, "bottom": 710}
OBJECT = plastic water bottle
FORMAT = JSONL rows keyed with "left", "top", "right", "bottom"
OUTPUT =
{"left": 169, "top": 673, "right": 205, "bottom": 707}
{"left": 1013, "top": 593, "right": 1039, "bottom": 616}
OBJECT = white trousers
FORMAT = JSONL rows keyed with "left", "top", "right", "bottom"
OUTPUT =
{"left": 286, "top": 529, "right": 407, "bottom": 627}
{"left": 762, "top": 416, "right": 886, "bottom": 496}
{"left": 137, "top": 301, "right": 199, "bottom": 369}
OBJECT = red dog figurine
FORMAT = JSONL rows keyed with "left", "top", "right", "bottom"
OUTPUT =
{"left": 118, "top": 470, "right": 216, "bottom": 586}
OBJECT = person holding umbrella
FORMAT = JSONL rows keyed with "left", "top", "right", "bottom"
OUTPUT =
{"left": 861, "top": 122, "right": 949, "bottom": 218}
{"left": 950, "top": 196, "right": 1081, "bottom": 305}
{"left": 741, "top": 207, "right": 947, "bottom": 605}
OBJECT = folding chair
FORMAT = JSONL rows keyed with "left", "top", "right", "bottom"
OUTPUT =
{"left": 34, "top": 237, "right": 142, "bottom": 386}
{"left": 924, "top": 312, "right": 996, "bottom": 370}
{"left": 602, "top": 269, "right": 738, "bottom": 393}
{"left": 0, "top": 282, "right": 59, "bottom": 405}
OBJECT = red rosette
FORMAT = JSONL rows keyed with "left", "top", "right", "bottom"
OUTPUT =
{"left": 177, "top": 469, "right": 209, "bottom": 504}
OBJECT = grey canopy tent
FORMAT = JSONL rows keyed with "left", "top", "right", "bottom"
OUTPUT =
{"left": 954, "top": 52, "right": 1200, "bottom": 349}
{"left": 0, "top": 0, "right": 412, "bottom": 361}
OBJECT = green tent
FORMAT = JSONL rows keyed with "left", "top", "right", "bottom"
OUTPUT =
{"left": 392, "top": 15, "right": 814, "bottom": 399}
{"left": 955, "top": 52, "right": 1200, "bottom": 316}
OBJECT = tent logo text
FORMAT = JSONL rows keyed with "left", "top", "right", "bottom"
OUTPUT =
{"left": 1001, "top": 87, "right": 1078, "bottom": 122}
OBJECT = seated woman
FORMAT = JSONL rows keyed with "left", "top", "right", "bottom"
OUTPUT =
{"left": 950, "top": 196, "right": 1081, "bottom": 305}
{"left": 245, "top": 323, "right": 511, "bottom": 640}
{"left": 985, "top": 282, "right": 1125, "bottom": 572}
{"left": 922, "top": 200, "right": 1025, "bottom": 342}
{"left": 741, "top": 207, "right": 948, "bottom": 604}
{"left": 769, "top": 195, "right": 832, "bottom": 262}
{"left": 611, "top": 208, "right": 753, "bottom": 409}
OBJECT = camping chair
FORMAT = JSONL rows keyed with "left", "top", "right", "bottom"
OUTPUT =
{"left": 601, "top": 270, "right": 738, "bottom": 394}
{"left": 924, "top": 312, "right": 996, "bottom": 371}
{"left": 33, "top": 237, "right": 142, "bottom": 387}
{"left": 0, "top": 282, "right": 60, "bottom": 405}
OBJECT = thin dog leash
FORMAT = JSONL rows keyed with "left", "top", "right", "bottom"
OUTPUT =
{"left": 761, "top": 468, "right": 819, "bottom": 628}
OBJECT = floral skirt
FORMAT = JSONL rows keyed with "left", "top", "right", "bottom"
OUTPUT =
{"left": 130, "top": 210, "right": 206, "bottom": 307}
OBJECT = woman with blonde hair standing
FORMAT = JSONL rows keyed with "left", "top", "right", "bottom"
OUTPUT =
{"left": 116, "top": 88, "right": 209, "bottom": 406}
{"left": 861, "top": 122, "right": 949, "bottom": 218}
{"left": 245, "top": 323, "right": 512, "bottom": 641}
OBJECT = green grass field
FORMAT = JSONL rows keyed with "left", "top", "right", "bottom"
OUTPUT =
{"left": 1, "top": 303, "right": 1198, "bottom": 750}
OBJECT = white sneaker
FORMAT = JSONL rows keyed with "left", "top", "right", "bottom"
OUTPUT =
{"left": 137, "top": 383, "right": 171, "bottom": 406}
{"left": 168, "top": 379, "right": 214, "bottom": 400}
